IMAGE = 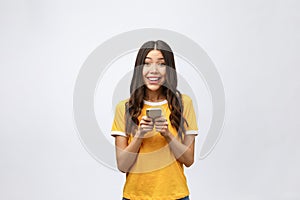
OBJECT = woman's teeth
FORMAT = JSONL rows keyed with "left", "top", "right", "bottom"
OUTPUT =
{"left": 148, "top": 77, "right": 160, "bottom": 81}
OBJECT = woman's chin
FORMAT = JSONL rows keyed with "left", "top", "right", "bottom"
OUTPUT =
{"left": 145, "top": 84, "right": 162, "bottom": 92}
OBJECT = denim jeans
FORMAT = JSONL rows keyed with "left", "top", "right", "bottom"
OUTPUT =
{"left": 122, "top": 196, "right": 189, "bottom": 200}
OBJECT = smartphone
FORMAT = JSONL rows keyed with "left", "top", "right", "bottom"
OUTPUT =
{"left": 146, "top": 108, "right": 162, "bottom": 119}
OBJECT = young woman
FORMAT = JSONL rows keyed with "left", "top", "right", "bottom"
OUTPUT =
{"left": 111, "top": 40, "right": 198, "bottom": 200}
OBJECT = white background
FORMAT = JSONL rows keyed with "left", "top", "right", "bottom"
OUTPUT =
{"left": 1, "top": 0, "right": 299, "bottom": 199}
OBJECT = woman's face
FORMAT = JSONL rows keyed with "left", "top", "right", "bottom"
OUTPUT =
{"left": 143, "top": 50, "right": 166, "bottom": 92}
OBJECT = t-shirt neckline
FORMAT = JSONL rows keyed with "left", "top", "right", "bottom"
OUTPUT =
{"left": 143, "top": 99, "right": 168, "bottom": 106}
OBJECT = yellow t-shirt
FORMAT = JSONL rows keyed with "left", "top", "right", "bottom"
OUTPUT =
{"left": 111, "top": 94, "right": 198, "bottom": 200}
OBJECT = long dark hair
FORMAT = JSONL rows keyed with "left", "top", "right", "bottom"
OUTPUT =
{"left": 125, "top": 40, "right": 188, "bottom": 140}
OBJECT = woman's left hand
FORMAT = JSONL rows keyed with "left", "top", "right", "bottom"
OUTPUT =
{"left": 154, "top": 116, "right": 171, "bottom": 138}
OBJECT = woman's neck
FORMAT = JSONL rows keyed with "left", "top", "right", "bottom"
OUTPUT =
{"left": 144, "top": 88, "right": 166, "bottom": 102}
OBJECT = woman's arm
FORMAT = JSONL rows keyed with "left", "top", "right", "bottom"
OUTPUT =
{"left": 115, "top": 133, "right": 143, "bottom": 173}
{"left": 155, "top": 117, "right": 196, "bottom": 167}
{"left": 115, "top": 116, "right": 154, "bottom": 173}
{"left": 164, "top": 133, "right": 196, "bottom": 167}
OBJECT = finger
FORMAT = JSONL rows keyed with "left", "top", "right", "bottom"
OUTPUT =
{"left": 155, "top": 121, "right": 168, "bottom": 126}
{"left": 156, "top": 123, "right": 167, "bottom": 127}
{"left": 156, "top": 125, "right": 168, "bottom": 130}
{"left": 141, "top": 122, "right": 154, "bottom": 127}
{"left": 140, "top": 124, "right": 146, "bottom": 129}
{"left": 155, "top": 126, "right": 165, "bottom": 131}
{"left": 141, "top": 123, "right": 153, "bottom": 128}
{"left": 154, "top": 117, "right": 165, "bottom": 122}
{"left": 155, "top": 123, "right": 165, "bottom": 127}
{"left": 141, "top": 116, "right": 153, "bottom": 122}
{"left": 155, "top": 117, "right": 167, "bottom": 122}
{"left": 141, "top": 124, "right": 154, "bottom": 129}
{"left": 140, "top": 118, "right": 154, "bottom": 123}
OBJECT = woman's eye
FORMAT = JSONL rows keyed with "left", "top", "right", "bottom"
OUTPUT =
{"left": 144, "top": 63, "right": 166, "bottom": 67}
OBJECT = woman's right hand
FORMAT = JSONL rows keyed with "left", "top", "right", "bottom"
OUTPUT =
{"left": 136, "top": 116, "right": 154, "bottom": 137}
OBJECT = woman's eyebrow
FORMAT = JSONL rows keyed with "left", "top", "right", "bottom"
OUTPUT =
{"left": 145, "top": 57, "right": 165, "bottom": 60}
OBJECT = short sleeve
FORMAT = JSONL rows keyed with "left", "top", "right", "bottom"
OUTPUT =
{"left": 111, "top": 100, "right": 127, "bottom": 137}
{"left": 182, "top": 95, "right": 199, "bottom": 136}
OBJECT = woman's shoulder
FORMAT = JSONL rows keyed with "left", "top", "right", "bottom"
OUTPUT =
{"left": 181, "top": 93, "right": 193, "bottom": 104}
{"left": 115, "top": 98, "right": 129, "bottom": 110}
{"left": 117, "top": 98, "right": 129, "bottom": 105}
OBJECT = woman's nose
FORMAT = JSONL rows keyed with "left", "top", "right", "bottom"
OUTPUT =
{"left": 149, "top": 64, "right": 159, "bottom": 73}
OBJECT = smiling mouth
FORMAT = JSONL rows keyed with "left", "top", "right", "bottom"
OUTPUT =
{"left": 147, "top": 77, "right": 161, "bottom": 81}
